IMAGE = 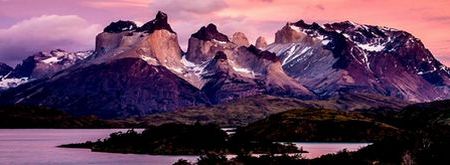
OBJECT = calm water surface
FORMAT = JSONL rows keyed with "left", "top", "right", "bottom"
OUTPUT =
{"left": 0, "top": 129, "right": 370, "bottom": 164}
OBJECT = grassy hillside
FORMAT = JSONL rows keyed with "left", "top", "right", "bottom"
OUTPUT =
{"left": 0, "top": 94, "right": 410, "bottom": 128}
{"left": 233, "top": 108, "right": 401, "bottom": 142}
{"left": 135, "top": 94, "right": 407, "bottom": 127}
{"left": 135, "top": 95, "right": 317, "bottom": 127}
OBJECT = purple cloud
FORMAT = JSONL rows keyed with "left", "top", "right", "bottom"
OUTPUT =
{"left": 0, "top": 15, "right": 101, "bottom": 66}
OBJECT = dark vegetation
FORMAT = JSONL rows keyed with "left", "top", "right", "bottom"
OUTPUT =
{"left": 60, "top": 123, "right": 300, "bottom": 155}
{"left": 0, "top": 105, "right": 123, "bottom": 128}
{"left": 171, "top": 100, "right": 450, "bottom": 164}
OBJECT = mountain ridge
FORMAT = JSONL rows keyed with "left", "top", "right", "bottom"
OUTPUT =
{"left": 0, "top": 11, "right": 448, "bottom": 118}
{"left": 266, "top": 20, "right": 450, "bottom": 102}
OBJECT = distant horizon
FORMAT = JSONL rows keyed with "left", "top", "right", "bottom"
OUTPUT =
{"left": 1, "top": 0, "right": 449, "bottom": 67}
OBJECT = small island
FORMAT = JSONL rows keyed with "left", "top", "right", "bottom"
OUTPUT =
{"left": 59, "top": 123, "right": 302, "bottom": 155}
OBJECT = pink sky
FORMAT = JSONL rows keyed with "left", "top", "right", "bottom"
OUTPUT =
{"left": 0, "top": 0, "right": 449, "bottom": 66}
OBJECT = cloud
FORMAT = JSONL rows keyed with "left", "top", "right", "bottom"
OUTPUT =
{"left": 249, "top": 0, "right": 274, "bottom": 2}
{"left": 83, "top": 0, "right": 151, "bottom": 8}
{"left": 426, "top": 16, "right": 450, "bottom": 23}
{"left": 0, "top": 15, "right": 101, "bottom": 66}
{"left": 148, "top": 0, "right": 228, "bottom": 19}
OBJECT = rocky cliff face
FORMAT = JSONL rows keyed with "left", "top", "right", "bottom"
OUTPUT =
{"left": 266, "top": 20, "right": 450, "bottom": 102}
{"left": 200, "top": 51, "right": 266, "bottom": 103}
{"left": 186, "top": 24, "right": 236, "bottom": 64}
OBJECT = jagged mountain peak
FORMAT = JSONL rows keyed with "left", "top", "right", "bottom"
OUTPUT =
{"left": 231, "top": 32, "right": 250, "bottom": 47}
{"left": 137, "top": 11, "right": 175, "bottom": 34}
{"left": 255, "top": 36, "right": 268, "bottom": 49}
{"left": 185, "top": 23, "right": 235, "bottom": 64}
{"left": 191, "top": 23, "right": 230, "bottom": 42}
{"left": 247, "top": 45, "right": 280, "bottom": 63}
{"left": 95, "top": 11, "right": 182, "bottom": 67}
{"left": 292, "top": 20, "right": 324, "bottom": 31}
{"left": 155, "top": 11, "right": 168, "bottom": 22}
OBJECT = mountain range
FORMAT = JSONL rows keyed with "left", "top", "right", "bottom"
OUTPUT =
{"left": 0, "top": 11, "right": 449, "bottom": 119}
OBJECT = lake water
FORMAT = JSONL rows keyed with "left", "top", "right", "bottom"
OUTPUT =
{"left": 0, "top": 129, "right": 371, "bottom": 165}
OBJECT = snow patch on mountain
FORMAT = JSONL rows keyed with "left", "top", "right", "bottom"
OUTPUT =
{"left": 40, "top": 50, "right": 92, "bottom": 65}
{"left": 139, "top": 55, "right": 159, "bottom": 65}
{"left": 0, "top": 76, "right": 29, "bottom": 90}
{"left": 181, "top": 55, "right": 208, "bottom": 76}
{"left": 357, "top": 43, "right": 385, "bottom": 52}
{"left": 289, "top": 25, "right": 301, "bottom": 32}
{"left": 231, "top": 65, "right": 258, "bottom": 77}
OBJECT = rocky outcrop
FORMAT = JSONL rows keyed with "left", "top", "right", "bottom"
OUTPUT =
{"left": 186, "top": 24, "right": 235, "bottom": 64}
{"left": 234, "top": 46, "right": 315, "bottom": 99}
{"left": 231, "top": 32, "right": 250, "bottom": 47}
{"left": 255, "top": 36, "right": 268, "bottom": 49}
{"left": 191, "top": 24, "right": 229, "bottom": 42}
{"left": 103, "top": 20, "right": 138, "bottom": 33}
{"left": 201, "top": 51, "right": 265, "bottom": 104}
{"left": 94, "top": 11, "right": 183, "bottom": 73}
{"left": 274, "top": 23, "right": 314, "bottom": 44}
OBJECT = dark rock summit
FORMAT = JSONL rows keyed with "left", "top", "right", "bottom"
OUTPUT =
{"left": 191, "top": 24, "right": 230, "bottom": 42}
{"left": 137, "top": 11, "right": 175, "bottom": 34}
{"left": 185, "top": 23, "right": 234, "bottom": 64}
{"left": 247, "top": 45, "right": 280, "bottom": 63}
{"left": 103, "top": 20, "right": 138, "bottom": 33}
{"left": 102, "top": 11, "right": 174, "bottom": 34}
{"left": 7, "top": 56, "right": 36, "bottom": 78}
